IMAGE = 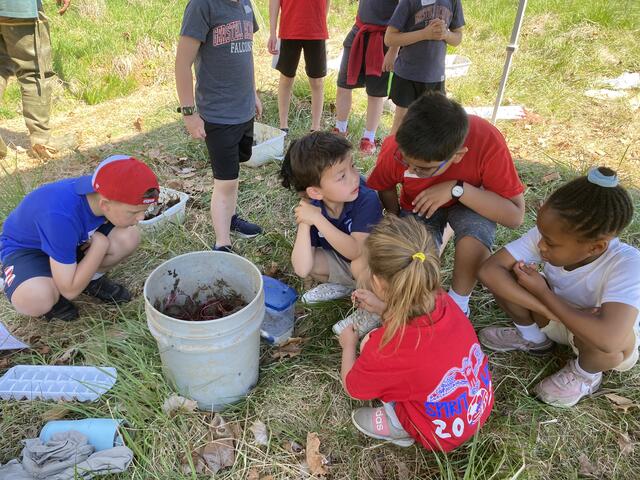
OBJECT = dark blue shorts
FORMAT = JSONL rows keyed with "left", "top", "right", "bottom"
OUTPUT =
{"left": 0, "top": 222, "right": 115, "bottom": 302}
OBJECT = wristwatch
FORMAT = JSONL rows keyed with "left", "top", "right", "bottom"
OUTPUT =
{"left": 177, "top": 105, "right": 196, "bottom": 116}
{"left": 451, "top": 180, "right": 464, "bottom": 199}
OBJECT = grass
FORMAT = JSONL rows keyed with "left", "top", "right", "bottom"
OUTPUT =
{"left": 1, "top": 0, "right": 640, "bottom": 478}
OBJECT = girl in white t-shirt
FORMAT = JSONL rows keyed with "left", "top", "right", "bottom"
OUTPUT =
{"left": 478, "top": 167, "right": 639, "bottom": 407}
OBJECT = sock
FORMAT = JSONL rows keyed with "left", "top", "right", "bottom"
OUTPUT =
{"left": 515, "top": 323, "right": 548, "bottom": 344}
{"left": 91, "top": 272, "right": 105, "bottom": 281}
{"left": 363, "top": 129, "right": 376, "bottom": 142}
{"left": 448, "top": 289, "right": 470, "bottom": 315}
{"left": 574, "top": 359, "right": 603, "bottom": 382}
{"left": 335, "top": 120, "right": 348, "bottom": 133}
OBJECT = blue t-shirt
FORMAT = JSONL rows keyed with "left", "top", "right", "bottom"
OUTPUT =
{"left": 310, "top": 182, "right": 383, "bottom": 261}
{"left": 389, "top": 0, "right": 465, "bottom": 83}
{"left": 0, "top": 176, "right": 107, "bottom": 265}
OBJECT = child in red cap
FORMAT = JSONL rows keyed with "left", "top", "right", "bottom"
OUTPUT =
{"left": 0, "top": 155, "right": 159, "bottom": 321}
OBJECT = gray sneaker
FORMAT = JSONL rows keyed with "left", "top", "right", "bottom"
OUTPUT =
{"left": 351, "top": 407, "right": 415, "bottom": 447}
{"left": 301, "top": 283, "right": 353, "bottom": 304}
{"left": 332, "top": 308, "right": 381, "bottom": 338}
{"left": 479, "top": 326, "right": 554, "bottom": 355}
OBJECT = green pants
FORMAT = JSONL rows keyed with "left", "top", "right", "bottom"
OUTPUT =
{"left": 0, "top": 11, "right": 54, "bottom": 153}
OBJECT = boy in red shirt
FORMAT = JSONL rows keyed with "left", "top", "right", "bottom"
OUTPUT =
{"left": 268, "top": 0, "right": 329, "bottom": 132}
{"left": 340, "top": 215, "right": 493, "bottom": 450}
{"left": 367, "top": 92, "right": 525, "bottom": 316}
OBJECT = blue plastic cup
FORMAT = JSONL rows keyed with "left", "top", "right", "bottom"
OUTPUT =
{"left": 39, "top": 418, "right": 126, "bottom": 451}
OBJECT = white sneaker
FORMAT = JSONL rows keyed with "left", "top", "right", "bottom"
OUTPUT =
{"left": 332, "top": 308, "right": 381, "bottom": 338}
{"left": 301, "top": 283, "right": 353, "bottom": 304}
{"left": 533, "top": 359, "right": 602, "bottom": 407}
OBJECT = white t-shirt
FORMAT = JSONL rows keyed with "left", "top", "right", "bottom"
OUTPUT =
{"left": 505, "top": 227, "right": 640, "bottom": 329}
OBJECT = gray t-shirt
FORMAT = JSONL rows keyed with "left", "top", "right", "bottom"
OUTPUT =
{"left": 388, "top": 0, "right": 464, "bottom": 83}
{"left": 357, "top": 0, "right": 399, "bottom": 26}
{"left": 180, "top": 0, "right": 258, "bottom": 125}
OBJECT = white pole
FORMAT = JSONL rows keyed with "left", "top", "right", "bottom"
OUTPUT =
{"left": 491, "top": 0, "right": 529, "bottom": 124}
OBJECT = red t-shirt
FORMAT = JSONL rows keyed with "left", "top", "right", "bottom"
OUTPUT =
{"left": 345, "top": 292, "right": 494, "bottom": 452}
{"left": 279, "top": 0, "right": 328, "bottom": 40}
{"left": 366, "top": 116, "right": 525, "bottom": 212}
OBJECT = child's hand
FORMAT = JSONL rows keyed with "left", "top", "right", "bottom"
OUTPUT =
{"left": 352, "top": 289, "right": 386, "bottom": 316}
{"left": 294, "top": 199, "right": 322, "bottom": 226}
{"left": 339, "top": 324, "right": 359, "bottom": 349}
{"left": 267, "top": 35, "right": 279, "bottom": 55}
{"left": 183, "top": 115, "right": 206, "bottom": 140}
{"left": 423, "top": 19, "right": 447, "bottom": 41}
{"left": 411, "top": 181, "right": 456, "bottom": 218}
{"left": 382, "top": 49, "right": 397, "bottom": 72}
{"left": 513, "top": 261, "right": 549, "bottom": 296}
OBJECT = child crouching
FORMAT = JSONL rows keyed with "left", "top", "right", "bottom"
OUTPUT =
{"left": 340, "top": 215, "right": 493, "bottom": 450}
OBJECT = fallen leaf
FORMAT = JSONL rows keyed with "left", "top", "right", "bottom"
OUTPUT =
{"left": 0, "top": 357, "right": 12, "bottom": 369}
{"left": 283, "top": 439, "right": 305, "bottom": 455}
{"left": 578, "top": 453, "right": 598, "bottom": 477}
{"left": 133, "top": 117, "right": 144, "bottom": 132}
{"left": 247, "top": 468, "right": 260, "bottom": 480}
{"left": 162, "top": 394, "right": 198, "bottom": 416}
{"left": 36, "top": 345, "right": 51, "bottom": 355}
{"left": 617, "top": 432, "right": 635, "bottom": 456}
{"left": 250, "top": 420, "right": 269, "bottom": 446}
{"left": 54, "top": 347, "right": 77, "bottom": 365}
{"left": 306, "top": 432, "right": 328, "bottom": 477}
{"left": 271, "top": 337, "right": 305, "bottom": 360}
{"left": 604, "top": 393, "right": 640, "bottom": 413}
{"left": 165, "top": 179, "right": 185, "bottom": 191}
{"left": 541, "top": 172, "right": 561, "bottom": 184}
{"left": 187, "top": 413, "right": 238, "bottom": 474}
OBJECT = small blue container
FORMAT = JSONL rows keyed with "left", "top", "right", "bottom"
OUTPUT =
{"left": 40, "top": 418, "right": 126, "bottom": 451}
{"left": 261, "top": 276, "right": 298, "bottom": 345}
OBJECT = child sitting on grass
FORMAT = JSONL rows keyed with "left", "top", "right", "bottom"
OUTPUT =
{"left": 0, "top": 155, "right": 159, "bottom": 321}
{"left": 339, "top": 215, "right": 493, "bottom": 450}
{"left": 479, "top": 167, "right": 640, "bottom": 407}
{"left": 280, "top": 131, "right": 383, "bottom": 318}
{"left": 367, "top": 92, "right": 525, "bottom": 316}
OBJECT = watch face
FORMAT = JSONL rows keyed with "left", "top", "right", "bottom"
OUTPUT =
{"left": 452, "top": 185, "right": 464, "bottom": 198}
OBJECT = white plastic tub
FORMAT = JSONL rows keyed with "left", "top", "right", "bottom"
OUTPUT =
{"left": 139, "top": 186, "right": 189, "bottom": 232}
{"left": 245, "top": 122, "right": 286, "bottom": 168}
{"left": 445, "top": 55, "right": 472, "bottom": 79}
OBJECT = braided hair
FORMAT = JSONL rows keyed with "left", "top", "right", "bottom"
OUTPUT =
{"left": 545, "top": 167, "right": 633, "bottom": 239}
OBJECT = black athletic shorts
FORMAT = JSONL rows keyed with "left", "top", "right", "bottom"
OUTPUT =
{"left": 276, "top": 39, "right": 327, "bottom": 79}
{"left": 204, "top": 118, "right": 254, "bottom": 181}
{"left": 389, "top": 73, "right": 445, "bottom": 108}
{"left": 337, "top": 31, "right": 390, "bottom": 98}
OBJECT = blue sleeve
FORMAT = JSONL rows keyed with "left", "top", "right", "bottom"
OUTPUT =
{"left": 388, "top": 0, "right": 412, "bottom": 31}
{"left": 351, "top": 190, "right": 383, "bottom": 233}
{"left": 180, "top": 0, "right": 211, "bottom": 42}
{"left": 36, "top": 214, "right": 81, "bottom": 265}
{"left": 450, "top": 0, "right": 465, "bottom": 30}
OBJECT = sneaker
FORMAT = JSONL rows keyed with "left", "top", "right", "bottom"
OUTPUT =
{"left": 230, "top": 214, "right": 262, "bottom": 238}
{"left": 332, "top": 127, "right": 347, "bottom": 137}
{"left": 359, "top": 138, "right": 377, "bottom": 155}
{"left": 478, "top": 326, "right": 554, "bottom": 355}
{"left": 213, "top": 244, "right": 234, "bottom": 253}
{"left": 301, "top": 283, "right": 353, "bottom": 304}
{"left": 44, "top": 297, "right": 79, "bottom": 321}
{"left": 333, "top": 308, "right": 381, "bottom": 337}
{"left": 533, "top": 359, "right": 603, "bottom": 407}
{"left": 83, "top": 276, "right": 131, "bottom": 304}
{"left": 351, "top": 407, "right": 415, "bottom": 447}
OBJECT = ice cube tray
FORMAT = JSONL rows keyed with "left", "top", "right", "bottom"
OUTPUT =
{"left": 0, "top": 365, "right": 117, "bottom": 402}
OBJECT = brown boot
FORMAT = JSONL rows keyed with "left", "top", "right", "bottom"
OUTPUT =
{"left": 29, "top": 133, "right": 77, "bottom": 160}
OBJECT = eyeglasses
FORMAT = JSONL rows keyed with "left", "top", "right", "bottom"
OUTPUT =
{"left": 393, "top": 149, "right": 450, "bottom": 178}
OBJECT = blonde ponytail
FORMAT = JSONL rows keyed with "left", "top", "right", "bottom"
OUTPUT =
{"left": 365, "top": 216, "right": 441, "bottom": 347}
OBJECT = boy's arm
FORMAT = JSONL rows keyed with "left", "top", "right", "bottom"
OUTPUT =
{"left": 175, "top": 35, "right": 206, "bottom": 139}
{"left": 378, "top": 189, "right": 400, "bottom": 215}
{"left": 267, "top": 0, "right": 280, "bottom": 54}
{"left": 445, "top": 26, "right": 463, "bottom": 46}
{"left": 49, "top": 232, "right": 110, "bottom": 299}
{"left": 313, "top": 217, "right": 366, "bottom": 261}
{"left": 384, "top": 20, "right": 447, "bottom": 47}
{"left": 291, "top": 224, "right": 314, "bottom": 278}
{"left": 478, "top": 248, "right": 558, "bottom": 320}
{"left": 413, "top": 182, "right": 525, "bottom": 228}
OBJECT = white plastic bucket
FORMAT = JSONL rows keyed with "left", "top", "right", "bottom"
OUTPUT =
{"left": 144, "top": 251, "right": 264, "bottom": 411}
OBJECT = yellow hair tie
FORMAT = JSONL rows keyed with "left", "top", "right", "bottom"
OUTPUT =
{"left": 412, "top": 252, "right": 426, "bottom": 263}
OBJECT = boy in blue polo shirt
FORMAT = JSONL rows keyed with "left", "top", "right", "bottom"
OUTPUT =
{"left": 0, "top": 155, "right": 159, "bottom": 321}
{"left": 280, "top": 131, "right": 383, "bottom": 333}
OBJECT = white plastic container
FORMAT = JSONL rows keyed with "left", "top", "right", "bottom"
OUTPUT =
{"left": 245, "top": 122, "right": 286, "bottom": 168}
{"left": 445, "top": 54, "right": 472, "bottom": 79}
{"left": 139, "top": 186, "right": 189, "bottom": 232}
{"left": 144, "top": 251, "right": 264, "bottom": 411}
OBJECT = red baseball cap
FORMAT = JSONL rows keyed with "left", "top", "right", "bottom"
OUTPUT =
{"left": 91, "top": 155, "right": 159, "bottom": 205}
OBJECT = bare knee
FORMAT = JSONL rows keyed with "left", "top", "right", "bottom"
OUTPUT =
{"left": 309, "top": 77, "right": 324, "bottom": 89}
{"left": 109, "top": 227, "right": 140, "bottom": 256}
{"left": 12, "top": 279, "right": 59, "bottom": 317}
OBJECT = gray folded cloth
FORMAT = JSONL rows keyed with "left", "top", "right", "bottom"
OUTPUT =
{"left": 0, "top": 430, "right": 133, "bottom": 480}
